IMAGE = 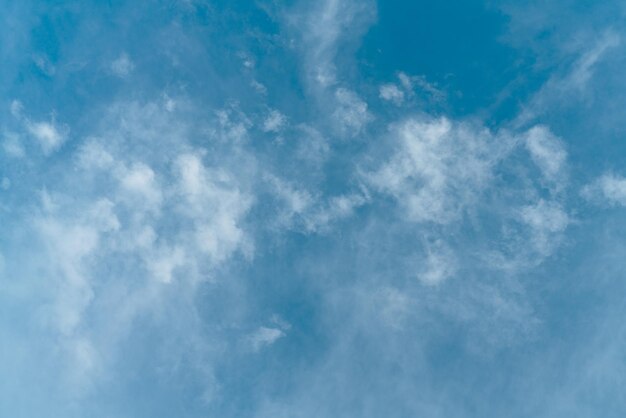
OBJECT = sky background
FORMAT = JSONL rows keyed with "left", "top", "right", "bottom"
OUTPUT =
{"left": 2, "top": 0, "right": 626, "bottom": 417}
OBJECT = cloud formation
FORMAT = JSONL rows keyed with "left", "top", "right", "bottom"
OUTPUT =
{"left": 2, "top": 0, "right": 626, "bottom": 417}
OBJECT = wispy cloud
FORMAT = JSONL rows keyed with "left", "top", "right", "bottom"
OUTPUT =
{"left": 110, "top": 52, "right": 134, "bottom": 77}
{"left": 365, "top": 117, "right": 508, "bottom": 224}
{"left": 582, "top": 173, "right": 626, "bottom": 206}
{"left": 3, "top": 0, "right": 626, "bottom": 416}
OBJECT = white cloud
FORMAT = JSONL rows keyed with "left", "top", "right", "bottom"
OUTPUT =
{"left": 147, "top": 245, "right": 185, "bottom": 284}
{"left": 214, "top": 108, "right": 251, "bottom": 143}
{"left": 418, "top": 240, "right": 457, "bottom": 286}
{"left": 33, "top": 54, "right": 55, "bottom": 76}
{"left": 248, "top": 326, "right": 285, "bottom": 351}
{"left": 516, "top": 31, "right": 620, "bottom": 125}
{"left": 269, "top": 314, "right": 292, "bottom": 331}
{"left": 266, "top": 173, "right": 368, "bottom": 233}
{"left": 266, "top": 174, "right": 315, "bottom": 226}
{"left": 111, "top": 53, "right": 134, "bottom": 77}
{"left": 333, "top": 88, "right": 371, "bottom": 137}
{"left": 163, "top": 94, "right": 176, "bottom": 112}
{"left": 520, "top": 199, "right": 569, "bottom": 256}
{"left": 175, "top": 153, "right": 253, "bottom": 263}
{"left": 18, "top": 99, "right": 259, "bottom": 398}
{"left": 87, "top": 199, "right": 120, "bottom": 232}
{"left": 364, "top": 116, "right": 573, "bottom": 274}
{"left": 77, "top": 139, "right": 115, "bottom": 170}
{"left": 36, "top": 218, "right": 99, "bottom": 336}
{"left": 196, "top": 217, "right": 247, "bottom": 263}
{"left": 304, "top": 193, "right": 368, "bottom": 232}
{"left": 251, "top": 80, "right": 267, "bottom": 95}
{"left": 379, "top": 83, "right": 404, "bottom": 105}
{"left": 27, "top": 121, "right": 68, "bottom": 155}
{"left": 525, "top": 125, "right": 567, "bottom": 189}
{"left": 398, "top": 72, "right": 413, "bottom": 90}
{"left": 238, "top": 51, "right": 256, "bottom": 69}
{"left": 521, "top": 200, "right": 569, "bottom": 232}
{"left": 72, "top": 102, "right": 254, "bottom": 273}
{"left": 298, "top": 0, "right": 376, "bottom": 87}
{"left": 263, "top": 110, "right": 287, "bottom": 133}
{"left": 118, "top": 162, "right": 163, "bottom": 212}
{"left": 582, "top": 173, "right": 626, "bottom": 206}
{"left": 294, "top": 125, "right": 330, "bottom": 166}
{"left": 367, "top": 117, "right": 507, "bottom": 224}
{"left": 567, "top": 31, "right": 620, "bottom": 91}
{"left": 9, "top": 101, "right": 68, "bottom": 155}
{"left": 10, "top": 100, "right": 23, "bottom": 118}
{"left": 397, "top": 72, "right": 444, "bottom": 101}
{"left": 301, "top": 0, "right": 341, "bottom": 87}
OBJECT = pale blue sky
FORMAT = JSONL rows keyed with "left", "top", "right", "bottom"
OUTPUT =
{"left": 2, "top": 1, "right": 626, "bottom": 417}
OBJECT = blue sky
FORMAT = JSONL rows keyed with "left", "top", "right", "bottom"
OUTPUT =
{"left": 2, "top": 0, "right": 626, "bottom": 417}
